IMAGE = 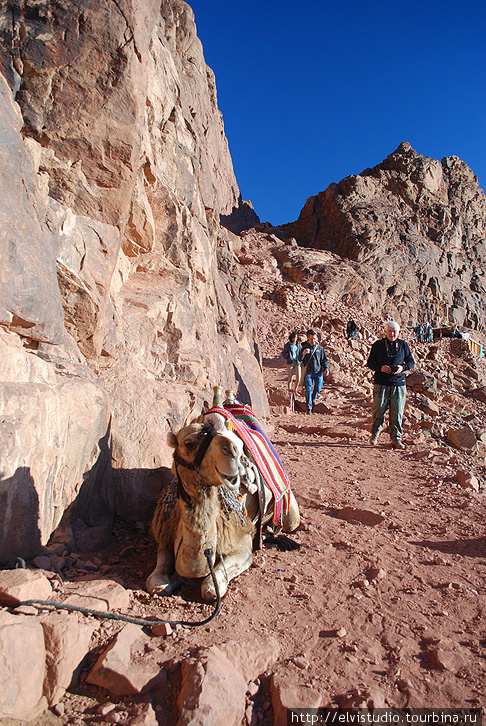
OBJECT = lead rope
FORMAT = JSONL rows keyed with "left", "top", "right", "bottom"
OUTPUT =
{"left": 14, "top": 546, "right": 221, "bottom": 628}
{"left": 13, "top": 493, "right": 223, "bottom": 628}
{"left": 202, "top": 488, "right": 227, "bottom": 586}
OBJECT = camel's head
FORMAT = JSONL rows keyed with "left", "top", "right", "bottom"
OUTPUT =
{"left": 168, "top": 421, "right": 244, "bottom": 495}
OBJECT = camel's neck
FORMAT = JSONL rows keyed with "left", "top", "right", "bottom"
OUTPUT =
{"left": 175, "top": 487, "right": 220, "bottom": 578}
{"left": 178, "top": 486, "right": 220, "bottom": 541}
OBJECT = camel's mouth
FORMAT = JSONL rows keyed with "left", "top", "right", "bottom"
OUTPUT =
{"left": 219, "top": 472, "right": 240, "bottom": 490}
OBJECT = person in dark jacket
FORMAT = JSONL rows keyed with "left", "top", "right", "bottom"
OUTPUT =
{"left": 367, "top": 320, "right": 415, "bottom": 449}
{"left": 346, "top": 319, "right": 358, "bottom": 340}
{"left": 299, "top": 329, "right": 330, "bottom": 414}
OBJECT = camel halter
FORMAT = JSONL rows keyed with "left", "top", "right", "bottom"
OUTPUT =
{"left": 172, "top": 422, "right": 218, "bottom": 503}
{"left": 173, "top": 422, "right": 217, "bottom": 472}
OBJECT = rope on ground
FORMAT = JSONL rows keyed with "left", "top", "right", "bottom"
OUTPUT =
{"left": 8, "top": 548, "right": 221, "bottom": 629}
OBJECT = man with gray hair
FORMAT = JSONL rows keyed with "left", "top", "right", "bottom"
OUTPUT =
{"left": 366, "top": 320, "right": 415, "bottom": 449}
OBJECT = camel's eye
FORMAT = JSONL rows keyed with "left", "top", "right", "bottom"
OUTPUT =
{"left": 184, "top": 439, "right": 198, "bottom": 451}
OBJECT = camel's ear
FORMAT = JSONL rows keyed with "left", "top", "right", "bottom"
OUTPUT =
{"left": 203, "top": 411, "right": 226, "bottom": 432}
{"left": 167, "top": 431, "right": 178, "bottom": 449}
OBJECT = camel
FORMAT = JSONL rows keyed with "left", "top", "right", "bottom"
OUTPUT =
{"left": 146, "top": 408, "right": 300, "bottom": 602}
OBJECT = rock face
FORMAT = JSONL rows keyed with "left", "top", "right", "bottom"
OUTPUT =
{"left": 0, "top": 330, "right": 111, "bottom": 558}
{"left": 282, "top": 142, "right": 486, "bottom": 330}
{"left": 0, "top": 611, "right": 48, "bottom": 720}
{"left": 0, "top": 0, "right": 261, "bottom": 558}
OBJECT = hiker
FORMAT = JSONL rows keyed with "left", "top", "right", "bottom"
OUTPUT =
{"left": 424, "top": 321, "right": 433, "bottom": 343}
{"left": 282, "top": 332, "right": 302, "bottom": 394}
{"left": 414, "top": 324, "right": 423, "bottom": 343}
{"left": 346, "top": 319, "right": 358, "bottom": 340}
{"left": 299, "top": 329, "right": 330, "bottom": 414}
{"left": 367, "top": 320, "right": 415, "bottom": 450}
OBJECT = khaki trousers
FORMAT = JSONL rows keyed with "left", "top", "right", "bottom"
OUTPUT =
{"left": 371, "top": 384, "right": 406, "bottom": 441}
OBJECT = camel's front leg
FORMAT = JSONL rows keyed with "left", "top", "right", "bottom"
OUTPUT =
{"left": 146, "top": 545, "right": 183, "bottom": 596}
{"left": 201, "top": 545, "right": 253, "bottom": 602}
{"left": 281, "top": 488, "right": 301, "bottom": 532}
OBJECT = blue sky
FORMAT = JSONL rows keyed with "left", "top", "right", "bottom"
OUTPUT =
{"left": 187, "top": 0, "right": 486, "bottom": 226}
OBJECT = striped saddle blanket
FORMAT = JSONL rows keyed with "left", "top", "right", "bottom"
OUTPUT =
{"left": 204, "top": 402, "right": 291, "bottom": 527}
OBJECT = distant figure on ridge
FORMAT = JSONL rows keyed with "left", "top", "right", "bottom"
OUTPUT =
{"left": 346, "top": 319, "right": 358, "bottom": 340}
{"left": 299, "top": 329, "right": 330, "bottom": 414}
{"left": 414, "top": 323, "right": 424, "bottom": 343}
{"left": 282, "top": 331, "right": 302, "bottom": 396}
{"left": 367, "top": 320, "right": 415, "bottom": 450}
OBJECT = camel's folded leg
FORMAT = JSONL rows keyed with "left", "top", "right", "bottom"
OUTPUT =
{"left": 146, "top": 546, "right": 182, "bottom": 596}
{"left": 201, "top": 545, "right": 253, "bottom": 602}
{"left": 281, "top": 488, "right": 300, "bottom": 532}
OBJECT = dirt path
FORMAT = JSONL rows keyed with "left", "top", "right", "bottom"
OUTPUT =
{"left": 254, "top": 359, "right": 486, "bottom": 709}
{"left": 141, "top": 357, "right": 486, "bottom": 713}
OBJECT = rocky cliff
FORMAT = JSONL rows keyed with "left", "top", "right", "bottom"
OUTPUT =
{"left": 281, "top": 142, "right": 486, "bottom": 330}
{"left": 0, "top": 0, "right": 260, "bottom": 558}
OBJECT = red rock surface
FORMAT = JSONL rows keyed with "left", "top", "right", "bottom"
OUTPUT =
{"left": 280, "top": 142, "right": 486, "bottom": 330}
{"left": 0, "top": 0, "right": 262, "bottom": 558}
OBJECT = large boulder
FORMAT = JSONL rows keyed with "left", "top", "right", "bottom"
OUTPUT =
{"left": 0, "top": 568, "right": 52, "bottom": 607}
{"left": 406, "top": 368, "right": 438, "bottom": 400}
{"left": 41, "top": 614, "right": 97, "bottom": 707}
{"left": 0, "top": 335, "right": 110, "bottom": 559}
{"left": 86, "top": 624, "right": 166, "bottom": 696}
{"left": 471, "top": 386, "right": 486, "bottom": 404}
{"left": 0, "top": 611, "right": 48, "bottom": 721}
{"left": 178, "top": 646, "right": 247, "bottom": 726}
{"left": 447, "top": 425, "right": 478, "bottom": 453}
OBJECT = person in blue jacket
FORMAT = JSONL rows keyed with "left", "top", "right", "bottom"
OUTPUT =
{"left": 299, "top": 329, "right": 330, "bottom": 414}
{"left": 367, "top": 320, "right": 415, "bottom": 449}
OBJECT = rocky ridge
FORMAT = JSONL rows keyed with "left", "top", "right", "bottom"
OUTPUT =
{"left": 279, "top": 142, "right": 486, "bottom": 330}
